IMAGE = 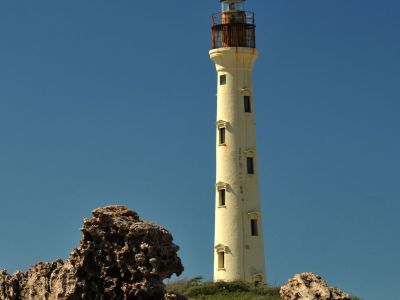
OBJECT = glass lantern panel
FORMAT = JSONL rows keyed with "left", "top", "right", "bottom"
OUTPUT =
{"left": 221, "top": 2, "right": 244, "bottom": 12}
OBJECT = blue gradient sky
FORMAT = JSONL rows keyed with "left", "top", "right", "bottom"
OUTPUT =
{"left": 0, "top": 1, "right": 399, "bottom": 299}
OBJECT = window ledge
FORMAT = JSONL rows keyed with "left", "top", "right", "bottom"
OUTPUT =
{"left": 218, "top": 205, "right": 227, "bottom": 208}
{"left": 217, "top": 268, "right": 226, "bottom": 271}
{"left": 218, "top": 143, "right": 227, "bottom": 147}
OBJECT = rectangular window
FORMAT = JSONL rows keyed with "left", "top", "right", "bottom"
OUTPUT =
{"left": 220, "top": 74, "right": 226, "bottom": 85}
{"left": 247, "top": 157, "right": 254, "bottom": 174}
{"left": 244, "top": 96, "right": 251, "bottom": 112}
{"left": 219, "top": 189, "right": 226, "bottom": 206}
{"left": 219, "top": 128, "right": 226, "bottom": 144}
{"left": 251, "top": 219, "right": 258, "bottom": 236}
{"left": 218, "top": 252, "right": 225, "bottom": 269}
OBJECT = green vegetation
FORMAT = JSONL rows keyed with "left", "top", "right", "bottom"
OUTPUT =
{"left": 166, "top": 277, "right": 281, "bottom": 300}
{"left": 165, "top": 277, "right": 362, "bottom": 300}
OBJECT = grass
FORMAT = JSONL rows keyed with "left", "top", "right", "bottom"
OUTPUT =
{"left": 165, "top": 277, "right": 362, "bottom": 300}
{"left": 166, "top": 277, "right": 282, "bottom": 300}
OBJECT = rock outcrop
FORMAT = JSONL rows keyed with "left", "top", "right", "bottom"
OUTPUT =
{"left": 0, "top": 205, "right": 186, "bottom": 300}
{"left": 280, "top": 272, "right": 350, "bottom": 300}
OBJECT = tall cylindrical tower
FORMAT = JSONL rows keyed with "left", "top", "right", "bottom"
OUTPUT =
{"left": 210, "top": 0, "right": 266, "bottom": 285}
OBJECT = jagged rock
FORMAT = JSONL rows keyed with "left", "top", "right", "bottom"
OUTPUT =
{"left": 0, "top": 205, "right": 186, "bottom": 300}
{"left": 0, "top": 269, "right": 19, "bottom": 300}
{"left": 280, "top": 272, "right": 350, "bottom": 300}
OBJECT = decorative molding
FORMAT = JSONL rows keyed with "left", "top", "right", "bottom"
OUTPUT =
{"left": 214, "top": 244, "right": 229, "bottom": 253}
{"left": 240, "top": 87, "right": 252, "bottom": 94}
{"left": 247, "top": 210, "right": 260, "bottom": 219}
{"left": 244, "top": 148, "right": 256, "bottom": 157}
{"left": 216, "top": 181, "right": 229, "bottom": 191}
{"left": 251, "top": 273, "right": 264, "bottom": 283}
{"left": 216, "top": 119, "right": 229, "bottom": 129}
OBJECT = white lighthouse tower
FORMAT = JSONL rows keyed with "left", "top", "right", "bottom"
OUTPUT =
{"left": 210, "top": 0, "right": 266, "bottom": 285}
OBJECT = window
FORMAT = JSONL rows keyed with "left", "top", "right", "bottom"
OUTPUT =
{"left": 220, "top": 74, "right": 226, "bottom": 85}
{"left": 251, "top": 219, "right": 258, "bottom": 236}
{"left": 244, "top": 96, "right": 251, "bottom": 112}
{"left": 219, "top": 189, "right": 226, "bottom": 206}
{"left": 218, "top": 252, "right": 225, "bottom": 269}
{"left": 219, "top": 128, "right": 226, "bottom": 144}
{"left": 247, "top": 157, "right": 254, "bottom": 174}
{"left": 215, "top": 244, "right": 227, "bottom": 270}
{"left": 222, "top": 2, "right": 244, "bottom": 12}
{"left": 216, "top": 182, "right": 228, "bottom": 207}
{"left": 252, "top": 274, "right": 264, "bottom": 287}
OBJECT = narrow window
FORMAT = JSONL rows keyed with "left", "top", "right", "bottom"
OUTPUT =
{"left": 219, "top": 128, "right": 226, "bottom": 144}
{"left": 244, "top": 96, "right": 251, "bottom": 112}
{"left": 247, "top": 157, "right": 254, "bottom": 174}
{"left": 219, "top": 189, "right": 226, "bottom": 206}
{"left": 218, "top": 252, "right": 225, "bottom": 269}
{"left": 251, "top": 219, "right": 258, "bottom": 236}
{"left": 220, "top": 74, "right": 226, "bottom": 85}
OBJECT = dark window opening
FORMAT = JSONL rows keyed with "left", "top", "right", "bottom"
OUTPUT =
{"left": 247, "top": 157, "right": 254, "bottom": 174}
{"left": 219, "top": 189, "right": 226, "bottom": 206}
{"left": 244, "top": 96, "right": 251, "bottom": 112}
{"left": 220, "top": 74, "right": 226, "bottom": 85}
{"left": 251, "top": 219, "right": 258, "bottom": 236}
{"left": 219, "top": 128, "right": 226, "bottom": 144}
{"left": 218, "top": 252, "right": 225, "bottom": 269}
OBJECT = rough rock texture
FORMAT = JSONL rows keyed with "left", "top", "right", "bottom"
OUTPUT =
{"left": 280, "top": 272, "right": 350, "bottom": 300}
{"left": 0, "top": 205, "right": 186, "bottom": 300}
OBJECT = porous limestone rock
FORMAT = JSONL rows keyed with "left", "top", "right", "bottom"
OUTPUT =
{"left": 280, "top": 272, "right": 350, "bottom": 300}
{"left": 0, "top": 205, "right": 186, "bottom": 300}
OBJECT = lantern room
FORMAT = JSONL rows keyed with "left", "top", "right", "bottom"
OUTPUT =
{"left": 212, "top": 0, "right": 256, "bottom": 49}
{"left": 221, "top": 0, "right": 245, "bottom": 12}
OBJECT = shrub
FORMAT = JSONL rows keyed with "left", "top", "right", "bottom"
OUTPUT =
{"left": 252, "top": 285, "right": 281, "bottom": 297}
{"left": 187, "top": 281, "right": 251, "bottom": 297}
{"left": 165, "top": 276, "right": 203, "bottom": 295}
{"left": 166, "top": 277, "right": 360, "bottom": 300}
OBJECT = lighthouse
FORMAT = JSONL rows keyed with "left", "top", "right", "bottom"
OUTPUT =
{"left": 210, "top": 0, "right": 266, "bottom": 284}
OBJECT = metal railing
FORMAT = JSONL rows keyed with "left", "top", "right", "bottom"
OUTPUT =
{"left": 212, "top": 11, "right": 255, "bottom": 26}
{"left": 211, "top": 11, "right": 256, "bottom": 49}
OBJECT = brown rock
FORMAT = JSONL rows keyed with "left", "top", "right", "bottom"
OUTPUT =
{"left": 280, "top": 272, "right": 350, "bottom": 300}
{"left": 0, "top": 269, "right": 19, "bottom": 300}
{"left": 0, "top": 205, "right": 186, "bottom": 300}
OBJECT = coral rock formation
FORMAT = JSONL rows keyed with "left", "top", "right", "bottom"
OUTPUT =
{"left": 0, "top": 205, "right": 186, "bottom": 300}
{"left": 280, "top": 272, "right": 350, "bottom": 300}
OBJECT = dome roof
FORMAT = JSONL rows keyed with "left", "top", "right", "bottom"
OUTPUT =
{"left": 220, "top": 0, "right": 245, "bottom": 3}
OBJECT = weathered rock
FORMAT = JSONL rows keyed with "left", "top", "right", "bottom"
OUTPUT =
{"left": 280, "top": 272, "right": 350, "bottom": 300}
{"left": 0, "top": 205, "right": 186, "bottom": 300}
{"left": 0, "top": 269, "right": 19, "bottom": 300}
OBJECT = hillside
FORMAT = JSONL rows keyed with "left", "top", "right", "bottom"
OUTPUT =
{"left": 165, "top": 277, "right": 362, "bottom": 300}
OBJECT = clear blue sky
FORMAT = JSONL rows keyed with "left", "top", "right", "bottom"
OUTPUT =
{"left": 0, "top": 1, "right": 399, "bottom": 299}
